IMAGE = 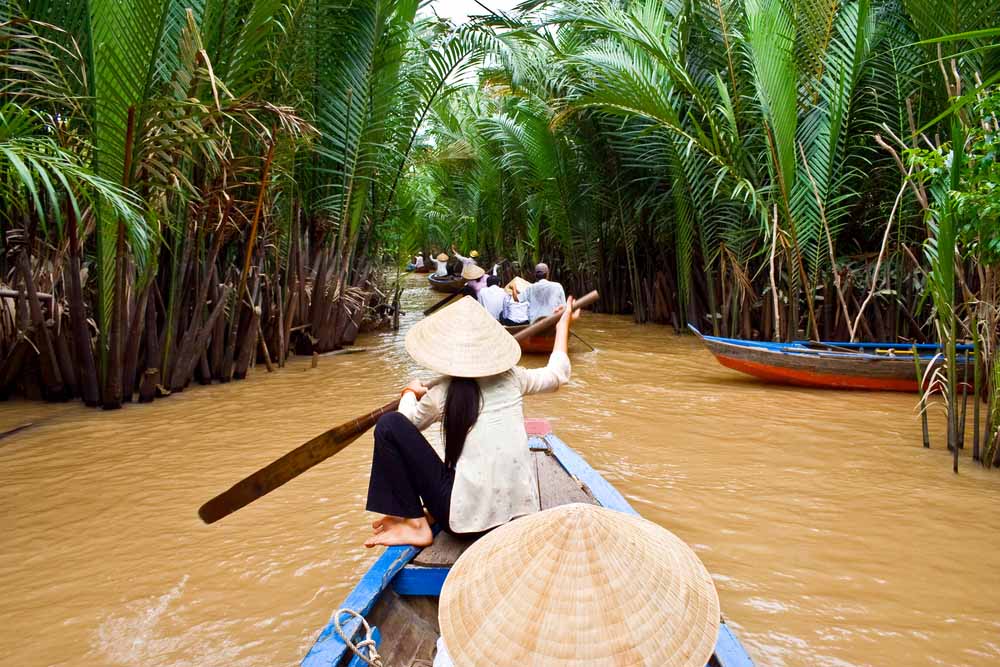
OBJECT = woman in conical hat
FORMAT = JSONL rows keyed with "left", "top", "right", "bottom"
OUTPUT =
{"left": 435, "top": 503, "right": 721, "bottom": 667}
{"left": 364, "top": 295, "right": 581, "bottom": 548}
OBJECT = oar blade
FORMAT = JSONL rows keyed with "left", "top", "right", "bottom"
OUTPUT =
{"left": 198, "top": 400, "right": 399, "bottom": 523}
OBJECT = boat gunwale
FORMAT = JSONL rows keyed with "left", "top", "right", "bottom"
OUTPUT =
{"left": 301, "top": 428, "right": 755, "bottom": 667}
{"left": 687, "top": 324, "right": 973, "bottom": 357}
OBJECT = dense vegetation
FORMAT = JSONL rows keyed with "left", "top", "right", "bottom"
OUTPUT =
{"left": 1, "top": 0, "right": 998, "bottom": 467}
{"left": 0, "top": 0, "right": 482, "bottom": 406}
{"left": 399, "top": 0, "right": 1000, "bottom": 465}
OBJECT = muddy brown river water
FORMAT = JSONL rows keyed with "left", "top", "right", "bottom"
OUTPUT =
{"left": 2, "top": 275, "right": 998, "bottom": 667}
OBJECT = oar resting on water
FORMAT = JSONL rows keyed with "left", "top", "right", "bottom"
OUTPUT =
{"left": 198, "top": 290, "right": 599, "bottom": 524}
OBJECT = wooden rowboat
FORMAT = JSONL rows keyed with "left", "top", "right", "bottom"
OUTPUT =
{"left": 504, "top": 323, "right": 555, "bottom": 354}
{"left": 301, "top": 419, "right": 755, "bottom": 667}
{"left": 428, "top": 274, "right": 465, "bottom": 293}
{"left": 690, "top": 325, "right": 973, "bottom": 392}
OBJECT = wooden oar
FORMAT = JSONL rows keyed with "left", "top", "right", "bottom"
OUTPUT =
{"left": 422, "top": 292, "right": 459, "bottom": 316}
{"left": 198, "top": 290, "right": 599, "bottom": 524}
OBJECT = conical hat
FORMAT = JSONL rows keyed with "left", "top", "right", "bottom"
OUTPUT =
{"left": 436, "top": 253, "right": 449, "bottom": 261}
{"left": 461, "top": 263, "right": 485, "bottom": 280}
{"left": 405, "top": 296, "right": 520, "bottom": 377}
{"left": 439, "top": 503, "right": 720, "bottom": 667}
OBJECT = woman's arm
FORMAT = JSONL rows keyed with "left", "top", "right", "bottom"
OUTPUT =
{"left": 552, "top": 295, "right": 580, "bottom": 355}
{"left": 450, "top": 245, "right": 469, "bottom": 263}
{"left": 516, "top": 297, "right": 580, "bottom": 394}
{"left": 398, "top": 380, "right": 441, "bottom": 430}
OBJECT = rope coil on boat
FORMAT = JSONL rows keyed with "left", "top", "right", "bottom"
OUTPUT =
{"left": 334, "top": 608, "right": 384, "bottom": 666}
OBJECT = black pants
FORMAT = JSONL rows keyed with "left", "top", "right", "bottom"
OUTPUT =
{"left": 500, "top": 316, "right": 528, "bottom": 326}
{"left": 366, "top": 412, "right": 455, "bottom": 532}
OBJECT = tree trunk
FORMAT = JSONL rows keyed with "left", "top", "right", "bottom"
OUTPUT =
{"left": 67, "top": 211, "right": 100, "bottom": 406}
{"left": 138, "top": 290, "right": 161, "bottom": 404}
{"left": 18, "top": 252, "right": 65, "bottom": 401}
{"left": 121, "top": 284, "right": 149, "bottom": 402}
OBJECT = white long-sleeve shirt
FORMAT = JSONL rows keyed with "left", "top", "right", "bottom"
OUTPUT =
{"left": 398, "top": 351, "right": 571, "bottom": 533}
{"left": 502, "top": 295, "right": 529, "bottom": 323}
{"left": 434, "top": 259, "right": 448, "bottom": 277}
{"left": 453, "top": 251, "right": 476, "bottom": 270}
{"left": 521, "top": 279, "right": 566, "bottom": 321}
{"left": 477, "top": 285, "right": 506, "bottom": 320}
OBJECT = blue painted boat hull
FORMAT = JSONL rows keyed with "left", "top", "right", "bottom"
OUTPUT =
{"left": 690, "top": 325, "right": 973, "bottom": 392}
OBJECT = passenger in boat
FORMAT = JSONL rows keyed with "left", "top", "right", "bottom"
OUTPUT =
{"left": 500, "top": 276, "right": 530, "bottom": 325}
{"left": 451, "top": 245, "right": 478, "bottom": 270}
{"left": 512, "top": 262, "right": 566, "bottom": 321}
{"left": 461, "top": 263, "right": 487, "bottom": 295}
{"left": 363, "top": 295, "right": 581, "bottom": 548}
{"left": 477, "top": 276, "right": 506, "bottom": 320}
{"left": 433, "top": 252, "right": 449, "bottom": 277}
{"left": 413, "top": 253, "right": 424, "bottom": 270}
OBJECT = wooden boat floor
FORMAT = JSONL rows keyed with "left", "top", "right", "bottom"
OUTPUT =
{"left": 365, "top": 449, "right": 597, "bottom": 666}
{"left": 413, "top": 449, "right": 596, "bottom": 567}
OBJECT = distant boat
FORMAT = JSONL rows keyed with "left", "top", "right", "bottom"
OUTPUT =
{"left": 690, "top": 325, "right": 972, "bottom": 392}
{"left": 301, "top": 419, "right": 755, "bottom": 667}
{"left": 504, "top": 323, "right": 555, "bottom": 354}
{"left": 427, "top": 274, "right": 465, "bottom": 293}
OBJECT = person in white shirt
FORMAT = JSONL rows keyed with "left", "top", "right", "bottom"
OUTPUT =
{"left": 433, "top": 252, "right": 449, "bottom": 277}
{"left": 461, "top": 263, "right": 487, "bottom": 296}
{"left": 501, "top": 276, "right": 531, "bottom": 325}
{"left": 451, "top": 246, "right": 478, "bottom": 271}
{"left": 512, "top": 262, "right": 566, "bottom": 321}
{"left": 477, "top": 276, "right": 506, "bottom": 320}
{"left": 362, "top": 295, "right": 581, "bottom": 548}
{"left": 413, "top": 253, "right": 424, "bottom": 270}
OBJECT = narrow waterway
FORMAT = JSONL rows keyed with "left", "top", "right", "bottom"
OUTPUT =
{"left": 2, "top": 275, "right": 998, "bottom": 667}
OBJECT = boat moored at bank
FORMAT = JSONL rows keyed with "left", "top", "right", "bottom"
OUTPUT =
{"left": 691, "top": 325, "right": 973, "bottom": 392}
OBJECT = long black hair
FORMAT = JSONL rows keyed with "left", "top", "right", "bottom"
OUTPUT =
{"left": 442, "top": 377, "right": 482, "bottom": 468}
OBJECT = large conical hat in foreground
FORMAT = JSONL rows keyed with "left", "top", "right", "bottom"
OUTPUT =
{"left": 405, "top": 296, "right": 520, "bottom": 377}
{"left": 439, "top": 503, "right": 720, "bottom": 667}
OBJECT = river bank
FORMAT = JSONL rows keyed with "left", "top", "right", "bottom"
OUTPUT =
{"left": 1, "top": 278, "right": 998, "bottom": 667}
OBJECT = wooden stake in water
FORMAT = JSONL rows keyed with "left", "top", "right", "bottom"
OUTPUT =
{"left": 913, "top": 345, "right": 930, "bottom": 448}
{"left": 958, "top": 352, "right": 969, "bottom": 450}
{"left": 972, "top": 313, "right": 981, "bottom": 462}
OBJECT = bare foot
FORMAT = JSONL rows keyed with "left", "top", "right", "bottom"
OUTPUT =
{"left": 364, "top": 517, "right": 433, "bottom": 548}
{"left": 372, "top": 515, "right": 403, "bottom": 534}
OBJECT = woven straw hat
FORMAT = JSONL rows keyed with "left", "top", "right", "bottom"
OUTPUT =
{"left": 405, "top": 296, "right": 520, "bottom": 377}
{"left": 470, "top": 250, "right": 479, "bottom": 257}
{"left": 439, "top": 503, "right": 720, "bottom": 667}
{"left": 436, "top": 252, "right": 449, "bottom": 261}
{"left": 461, "top": 263, "right": 485, "bottom": 280}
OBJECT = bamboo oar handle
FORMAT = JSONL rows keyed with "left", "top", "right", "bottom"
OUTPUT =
{"left": 198, "top": 290, "right": 599, "bottom": 524}
{"left": 512, "top": 290, "right": 598, "bottom": 340}
{"left": 423, "top": 292, "right": 459, "bottom": 316}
